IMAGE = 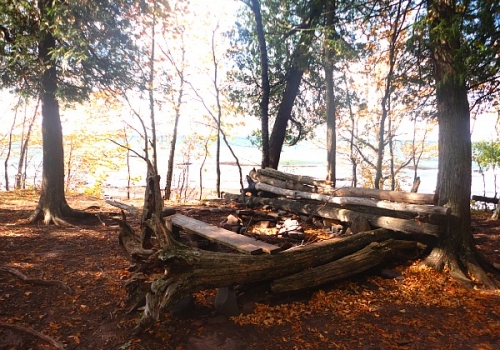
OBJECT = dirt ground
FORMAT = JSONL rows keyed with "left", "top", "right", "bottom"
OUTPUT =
{"left": 0, "top": 191, "right": 499, "bottom": 350}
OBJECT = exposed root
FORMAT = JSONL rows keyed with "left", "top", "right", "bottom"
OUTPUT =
{"left": 0, "top": 321, "right": 65, "bottom": 350}
{"left": 466, "top": 259, "right": 499, "bottom": 289}
{"left": 0, "top": 266, "right": 73, "bottom": 294}
{"left": 28, "top": 202, "right": 93, "bottom": 226}
{"left": 421, "top": 247, "right": 499, "bottom": 289}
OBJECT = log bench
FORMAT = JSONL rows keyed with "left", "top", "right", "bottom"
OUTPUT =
{"left": 166, "top": 214, "right": 281, "bottom": 255}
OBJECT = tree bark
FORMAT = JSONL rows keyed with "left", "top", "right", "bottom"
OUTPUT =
{"left": 29, "top": 2, "right": 87, "bottom": 225}
{"left": 254, "top": 182, "right": 450, "bottom": 216}
{"left": 325, "top": 1, "right": 337, "bottom": 186}
{"left": 248, "top": 0, "right": 271, "bottom": 169}
{"left": 424, "top": 0, "right": 498, "bottom": 288}
{"left": 120, "top": 214, "right": 416, "bottom": 333}
{"left": 268, "top": 3, "right": 324, "bottom": 169}
{"left": 246, "top": 196, "right": 441, "bottom": 236}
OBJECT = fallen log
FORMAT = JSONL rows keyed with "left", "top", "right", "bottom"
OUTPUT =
{"left": 121, "top": 214, "right": 416, "bottom": 333}
{"left": 246, "top": 196, "right": 441, "bottom": 236}
{"left": 258, "top": 168, "right": 333, "bottom": 188}
{"left": 106, "top": 200, "right": 139, "bottom": 216}
{"left": 254, "top": 182, "right": 450, "bottom": 216}
{"left": 271, "top": 239, "right": 423, "bottom": 293}
{"left": 249, "top": 168, "right": 317, "bottom": 193}
{"left": 257, "top": 168, "right": 436, "bottom": 204}
{"left": 471, "top": 195, "right": 498, "bottom": 204}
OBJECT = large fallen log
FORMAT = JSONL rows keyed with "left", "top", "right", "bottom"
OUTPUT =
{"left": 271, "top": 239, "right": 423, "bottom": 293}
{"left": 258, "top": 168, "right": 333, "bottom": 188}
{"left": 257, "top": 168, "right": 436, "bottom": 204}
{"left": 254, "top": 182, "right": 450, "bottom": 216}
{"left": 247, "top": 196, "right": 441, "bottom": 236}
{"left": 249, "top": 168, "right": 317, "bottom": 193}
{"left": 120, "top": 214, "right": 420, "bottom": 333}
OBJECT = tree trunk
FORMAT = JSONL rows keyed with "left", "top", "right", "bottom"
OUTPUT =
{"left": 164, "top": 70, "right": 183, "bottom": 200}
{"left": 325, "top": 1, "right": 337, "bottom": 186}
{"left": 248, "top": 0, "right": 271, "bottom": 169}
{"left": 268, "top": 3, "right": 324, "bottom": 169}
{"left": 16, "top": 99, "right": 39, "bottom": 190}
{"left": 424, "top": 0, "right": 497, "bottom": 288}
{"left": 29, "top": 5, "right": 87, "bottom": 225}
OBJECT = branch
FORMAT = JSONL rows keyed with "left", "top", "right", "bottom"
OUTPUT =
{"left": 0, "top": 266, "right": 72, "bottom": 294}
{"left": 0, "top": 322, "right": 64, "bottom": 350}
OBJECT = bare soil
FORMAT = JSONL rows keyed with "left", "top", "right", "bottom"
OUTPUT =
{"left": 0, "top": 191, "right": 499, "bottom": 350}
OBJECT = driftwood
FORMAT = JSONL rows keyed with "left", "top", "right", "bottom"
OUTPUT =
{"left": 257, "top": 168, "right": 436, "bottom": 204}
{"left": 271, "top": 239, "right": 424, "bottom": 293}
{"left": 106, "top": 200, "right": 139, "bottom": 216}
{"left": 258, "top": 168, "right": 332, "bottom": 188}
{"left": 118, "top": 214, "right": 422, "bottom": 333}
{"left": 115, "top": 171, "right": 441, "bottom": 334}
{"left": 249, "top": 168, "right": 318, "bottom": 193}
{"left": 246, "top": 196, "right": 441, "bottom": 236}
{"left": 254, "top": 182, "right": 450, "bottom": 216}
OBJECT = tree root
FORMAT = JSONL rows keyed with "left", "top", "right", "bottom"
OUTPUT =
{"left": 28, "top": 203, "right": 94, "bottom": 226}
{"left": 0, "top": 321, "right": 65, "bottom": 350}
{"left": 0, "top": 266, "right": 73, "bottom": 294}
{"left": 421, "top": 247, "right": 499, "bottom": 289}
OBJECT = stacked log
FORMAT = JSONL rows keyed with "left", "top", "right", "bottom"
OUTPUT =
{"left": 247, "top": 168, "right": 447, "bottom": 236}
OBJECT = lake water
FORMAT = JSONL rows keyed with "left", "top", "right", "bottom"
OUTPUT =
{"left": 1, "top": 136, "right": 497, "bottom": 201}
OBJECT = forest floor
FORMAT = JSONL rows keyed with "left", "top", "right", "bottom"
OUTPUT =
{"left": 0, "top": 191, "right": 499, "bottom": 350}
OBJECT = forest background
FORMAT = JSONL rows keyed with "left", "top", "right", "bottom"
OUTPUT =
{"left": 0, "top": 0, "right": 499, "bottom": 202}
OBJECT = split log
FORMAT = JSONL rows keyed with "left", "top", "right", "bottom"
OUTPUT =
{"left": 121, "top": 215, "right": 417, "bottom": 333}
{"left": 254, "top": 182, "right": 450, "bottom": 216}
{"left": 258, "top": 168, "right": 333, "bottom": 188}
{"left": 271, "top": 239, "right": 423, "bottom": 293}
{"left": 257, "top": 168, "right": 435, "bottom": 204}
{"left": 106, "top": 200, "right": 139, "bottom": 216}
{"left": 246, "top": 197, "right": 441, "bottom": 236}
{"left": 249, "top": 168, "right": 317, "bottom": 193}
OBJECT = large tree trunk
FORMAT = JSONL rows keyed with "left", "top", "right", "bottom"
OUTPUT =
{"left": 424, "top": 0, "right": 498, "bottom": 288}
{"left": 268, "top": 3, "right": 324, "bottom": 169}
{"left": 29, "top": 3, "right": 87, "bottom": 225}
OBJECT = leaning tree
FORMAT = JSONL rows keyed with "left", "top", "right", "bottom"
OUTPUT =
{"left": 0, "top": 0, "right": 142, "bottom": 224}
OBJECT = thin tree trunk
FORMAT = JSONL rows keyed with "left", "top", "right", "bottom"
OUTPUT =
{"left": 4, "top": 99, "right": 19, "bottom": 191}
{"left": 374, "top": 2, "right": 404, "bottom": 189}
{"left": 248, "top": 0, "right": 271, "bottom": 169}
{"left": 325, "top": 1, "right": 337, "bottom": 186}
{"left": 16, "top": 98, "right": 39, "bottom": 190}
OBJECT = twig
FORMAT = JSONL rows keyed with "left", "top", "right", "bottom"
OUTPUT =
{"left": 0, "top": 322, "right": 65, "bottom": 350}
{"left": 0, "top": 267, "right": 73, "bottom": 294}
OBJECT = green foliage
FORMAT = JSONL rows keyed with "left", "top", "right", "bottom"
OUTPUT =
{"left": 472, "top": 140, "right": 500, "bottom": 171}
{"left": 227, "top": 0, "right": 361, "bottom": 146}
{"left": 0, "top": 0, "right": 142, "bottom": 101}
